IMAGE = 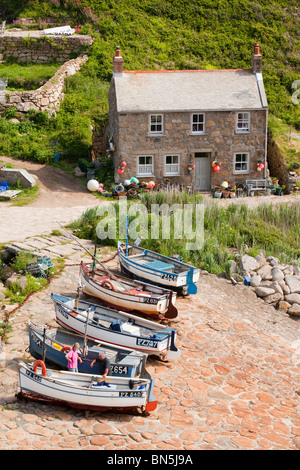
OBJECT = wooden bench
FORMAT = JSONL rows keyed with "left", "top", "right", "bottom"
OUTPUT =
{"left": 246, "top": 179, "right": 269, "bottom": 196}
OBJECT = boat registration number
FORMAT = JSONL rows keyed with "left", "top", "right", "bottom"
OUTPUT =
{"left": 26, "top": 369, "right": 42, "bottom": 382}
{"left": 111, "top": 365, "right": 128, "bottom": 375}
{"left": 161, "top": 273, "right": 176, "bottom": 281}
{"left": 119, "top": 391, "right": 143, "bottom": 397}
{"left": 143, "top": 297, "right": 157, "bottom": 304}
{"left": 136, "top": 338, "right": 158, "bottom": 348}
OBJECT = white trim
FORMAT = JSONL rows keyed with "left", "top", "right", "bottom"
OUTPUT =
{"left": 190, "top": 113, "right": 205, "bottom": 134}
{"left": 137, "top": 155, "right": 154, "bottom": 176}
{"left": 149, "top": 114, "right": 164, "bottom": 135}
{"left": 233, "top": 152, "right": 250, "bottom": 174}
{"left": 164, "top": 154, "right": 180, "bottom": 176}
{"left": 236, "top": 112, "right": 250, "bottom": 133}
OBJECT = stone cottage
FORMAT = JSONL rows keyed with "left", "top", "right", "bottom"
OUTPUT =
{"left": 106, "top": 44, "right": 268, "bottom": 191}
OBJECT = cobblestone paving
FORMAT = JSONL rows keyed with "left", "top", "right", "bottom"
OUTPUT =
{"left": 0, "top": 246, "right": 299, "bottom": 451}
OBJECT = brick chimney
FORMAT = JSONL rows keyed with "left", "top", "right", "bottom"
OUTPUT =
{"left": 251, "top": 42, "right": 262, "bottom": 74}
{"left": 113, "top": 46, "right": 123, "bottom": 77}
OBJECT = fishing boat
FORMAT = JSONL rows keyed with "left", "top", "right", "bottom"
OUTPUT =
{"left": 52, "top": 293, "right": 181, "bottom": 361}
{"left": 18, "top": 360, "right": 157, "bottom": 413}
{"left": 79, "top": 262, "right": 178, "bottom": 319}
{"left": 28, "top": 321, "right": 148, "bottom": 378}
{"left": 117, "top": 241, "right": 200, "bottom": 295}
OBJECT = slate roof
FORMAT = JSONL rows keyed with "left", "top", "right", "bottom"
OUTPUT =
{"left": 113, "top": 69, "right": 268, "bottom": 113}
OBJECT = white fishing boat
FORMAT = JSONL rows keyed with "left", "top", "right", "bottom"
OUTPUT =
{"left": 117, "top": 241, "right": 200, "bottom": 295}
{"left": 52, "top": 294, "right": 181, "bottom": 361}
{"left": 18, "top": 360, "right": 157, "bottom": 413}
{"left": 79, "top": 262, "right": 178, "bottom": 319}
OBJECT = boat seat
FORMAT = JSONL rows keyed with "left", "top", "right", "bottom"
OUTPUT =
{"left": 144, "top": 260, "right": 175, "bottom": 271}
{"left": 129, "top": 289, "right": 151, "bottom": 297}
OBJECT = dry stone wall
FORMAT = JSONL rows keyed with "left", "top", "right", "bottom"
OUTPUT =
{"left": 0, "top": 32, "right": 92, "bottom": 63}
{"left": 3, "top": 55, "right": 88, "bottom": 114}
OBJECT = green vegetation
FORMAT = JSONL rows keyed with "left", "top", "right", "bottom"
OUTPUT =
{"left": 69, "top": 194, "right": 300, "bottom": 274}
{"left": 0, "top": 0, "right": 298, "bottom": 168}
{"left": 4, "top": 274, "right": 48, "bottom": 304}
{"left": 0, "top": 61, "right": 61, "bottom": 91}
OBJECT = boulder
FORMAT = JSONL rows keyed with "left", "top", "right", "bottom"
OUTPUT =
{"left": 288, "top": 304, "right": 300, "bottom": 317}
{"left": 239, "top": 255, "right": 260, "bottom": 273}
{"left": 293, "top": 266, "right": 300, "bottom": 276}
{"left": 283, "top": 266, "right": 294, "bottom": 276}
{"left": 264, "top": 293, "right": 283, "bottom": 304}
{"left": 266, "top": 256, "right": 279, "bottom": 266}
{"left": 250, "top": 275, "right": 261, "bottom": 287}
{"left": 285, "top": 293, "right": 300, "bottom": 305}
{"left": 255, "top": 286, "right": 276, "bottom": 297}
{"left": 0, "top": 265, "right": 14, "bottom": 282}
{"left": 282, "top": 284, "right": 291, "bottom": 295}
{"left": 271, "top": 267, "right": 285, "bottom": 282}
{"left": 255, "top": 255, "right": 266, "bottom": 268}
{"left": 5, "top": 273, "right": 19, "bottom": 288}
{"left": 257, "top": 264, "right": 272, "bottom": 280}
{"left": 269, "top": 281, "right": 283, "bottom": 296}
{"left": 277, "top": 300, "right": 291, "bottom": 312}
{"left": 284, "top": 275, "right": 300, "bottom": 294}
{"left": 18, "top": 276, "right": 27, "bottom": 291}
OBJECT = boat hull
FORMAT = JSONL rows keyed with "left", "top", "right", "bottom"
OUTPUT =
{"left": 80, "top": 262, "right": 178, "bottom": 319}
{"left": 18, "top": 362, "right": 157, "bottom": 413}
{"left": 117, "top": 242, "right": 200, "bottom": 295}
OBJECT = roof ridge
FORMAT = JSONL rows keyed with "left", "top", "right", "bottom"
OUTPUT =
{"left": 123, "top": 68, "right": 251, "bottom": 74}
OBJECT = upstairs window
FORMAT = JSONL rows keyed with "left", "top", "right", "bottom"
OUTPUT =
{"left": 149, "top": 114, "right": 163, "bottom": 134}
{"left": 137, "top": 155, "right": 154, "bottom": 176}
{"left": 191, "top": 113, "right": 205, "bottom": 134}
{"left": 164, "top": 155, "right": 180, "bottom": 176}
{"left": 236, "top": 112, "right": 250, "bottom": 133}
{"left": 234, "top": 153, "right": 249, "bottom": 174}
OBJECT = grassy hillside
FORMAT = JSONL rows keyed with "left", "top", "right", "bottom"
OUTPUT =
{"left": 0, "top": 0, "right": 299, "bottom": 165}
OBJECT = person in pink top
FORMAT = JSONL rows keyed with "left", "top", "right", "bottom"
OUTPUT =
{"left": 65, "top": 343, "right": 83, "bottom": 372}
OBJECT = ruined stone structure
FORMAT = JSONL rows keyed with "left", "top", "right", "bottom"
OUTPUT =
{"left": 3, "top": 55, "right": 88, "bottom": 114}
{"left": 106, "top": 44, "right": 269, "bottom": 190}
{"left": 0, "top": 30, "right": 92, "bottom": 114}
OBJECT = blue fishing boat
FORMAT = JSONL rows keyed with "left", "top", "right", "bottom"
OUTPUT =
{"left": 118, "top": 241, "right": 200, "bottom": 295}
{"left": 28, "top": 321, "right": 148, "bottom": 378}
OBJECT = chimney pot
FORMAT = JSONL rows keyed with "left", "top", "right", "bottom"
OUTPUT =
{"left": 251, "top": 42, "right": 262, "bottom": 74}
{"left": 113, "top": 46, "right": 123, "bottom": 76}
{"left": 254, "top": 42, "right": 260, "bottom": 55}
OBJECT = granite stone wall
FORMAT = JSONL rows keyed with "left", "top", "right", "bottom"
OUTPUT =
{"left": 109, "top": 108, "right": 268, "bottom": 187}
{"left": 0, "top": 33, "right": 92, "bottom": 63}
{"left": 3, "top": 55, "right": 88, "bottom": 114}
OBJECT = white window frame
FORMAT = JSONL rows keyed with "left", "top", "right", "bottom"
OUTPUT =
{"left": 234, "top": 152, "right": 249, "bottom": 174}
{"left": 137, "top": 155, "right": 154, "bottom": 176}
{"left": 191, "top": 113, "right": 205, "bottom": 134}
{"left": 149, "top": 114, "right": 164, "bottom": 135}
{"left": 164, "top": 154, "right": 180, "bottom": 176}
{"left": 236, "top": 112, "right": 250, "bottom": 133}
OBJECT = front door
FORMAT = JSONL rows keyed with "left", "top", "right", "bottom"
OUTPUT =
{"left": 194, "top": 153, "right": 211, "bottom": 191}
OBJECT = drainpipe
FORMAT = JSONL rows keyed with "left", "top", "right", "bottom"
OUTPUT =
{"left": 264, "top": 108, "right": 268, "bottom": 180}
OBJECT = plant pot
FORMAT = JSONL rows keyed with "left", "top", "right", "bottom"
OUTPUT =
{"left": 214, "top": 191, "right": 222, "bottom": 198}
